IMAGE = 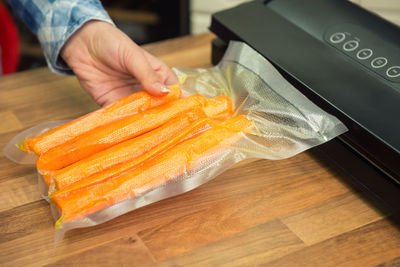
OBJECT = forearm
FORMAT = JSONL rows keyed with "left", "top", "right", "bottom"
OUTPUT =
{"left": 8, "top": 0, "right": 114, "bottom": 74}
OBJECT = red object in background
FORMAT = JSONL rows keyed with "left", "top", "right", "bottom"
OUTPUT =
{"left": 0, "top": 4, "right": 20, "bottom": 74}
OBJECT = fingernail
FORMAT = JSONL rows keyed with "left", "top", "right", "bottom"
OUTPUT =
{"left": 153, "top": 82, "right": 170, "bottom": 93}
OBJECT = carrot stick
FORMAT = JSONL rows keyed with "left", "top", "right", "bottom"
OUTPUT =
{"left": 20, "top": 84, "right": 181, "bottom": 155}
{"left": 53, "top": 115, "right": 252, "bottom": 222}
{"left": 203, "top": 96, "right": 233, "bottom": 119}
{"left": 42, "top": 95, "right": 232, "bottom": 186}
{"left": 49, "top": 109, "right": 209, "bottom": 190}
{"left": 36, "top": 95, "right": 207, "bottom": 172}
{"left": 51, "top": 117, "right": 215, "bottom": 200}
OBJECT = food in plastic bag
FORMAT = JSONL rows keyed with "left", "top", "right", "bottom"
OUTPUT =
{"left": 50, "top": 116, "right": 216, "bottom": 199}
{"left": 3, "top": 41, "right": 348, "bottom": 239}
{"left": 36, "top": 94, "right": 207, "bottom": 172}
{"left": 202, "top": 95, "right": 233, "bottom": 119}
{"left": 53, "top": 115, "right": 252, "bottom": 224}
{"left": 20, "top": 84, "right": 181, "bottom": 155}
{"left": 47, "top": 110, "right": 209, "bottom": 190}
{"left": 48, "top": 96, "right": 233, "bottom": 192}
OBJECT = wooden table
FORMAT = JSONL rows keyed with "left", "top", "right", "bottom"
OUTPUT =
{"left": 1, "top": 33, "right": 400, "bottom": 266}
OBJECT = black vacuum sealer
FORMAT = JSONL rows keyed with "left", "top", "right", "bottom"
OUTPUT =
{"left": 210, "top": 0, "right": 400, "bottom": 214}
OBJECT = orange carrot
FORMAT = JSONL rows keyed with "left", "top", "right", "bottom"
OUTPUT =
{"left": 51, "top": 117, "right": 215, "bottom": 200}
{"left": 53, "top": 115, "right": 252, "bottom": 222}
{"left": 36, "top": 95, "right": 207, "bottom": 172}
{"left": 20, "top": 84, "right": 181, "bottom": 155}
{"left": 203, "top": 96, "right": 233, "bottom": 119}
{"left": 49, "top": 109, "right": 209, "bottom": 190}
{"left": 42, "top": 95, "right": 233, "bottom": 186}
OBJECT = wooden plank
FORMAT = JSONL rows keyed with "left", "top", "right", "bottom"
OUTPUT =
{"left": 155, "top": 220, "right": 306, "bottom": 266}
{"left": 13, "top": 95, "right": 97, "bottom": 128}
{"left": 143, "top": 33, "right": 215, "bottom": 68}
{"left": 0, "top": 200, "right": 53, "bottom": 244}
{"left": 157, "top": 45, "right": 213, "bottom": 69}
{"left": 265, "top": 218, "right": 400, "bottom": 267}
{"left": 0, "top": 173, "right": 41, "bottom": 212}
{"left": 0, "top": 208, "right": 154, "bottom": 266}
{"left": 49, "top": 235, "right": 155, "bottom": 267}
{"left": 138, "top": 167, "right": 350, "bottom": 261}
{"left": 376, "top": 256, "right": 400, "bottom": 267}
{"left": 0, "top": 155, "right": 35, "bottom": 183}
{"left": 0, "top": 155, "right": 305, "bottom": 249}
{"left": 281, "top": 192, "right": 387, "bottom": 245}
{"left": 0, "top": 111, "right": 23, "bottom": 134}
{"left": 0, "top": 77, "right": 83, "bottom": 111}
{"left": 0, "top": 153, "right": 345, "bottom": 266}
{"left": 0, "top": 69, "right": 60, "bottom": 93}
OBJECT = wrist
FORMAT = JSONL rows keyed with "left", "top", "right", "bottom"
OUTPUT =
{"left": 61, "top": 20, "right": 114, "bottom": 65}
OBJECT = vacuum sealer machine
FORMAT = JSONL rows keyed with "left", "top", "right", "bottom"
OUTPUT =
{"left": 210, "top": 0, "right": 400, "bottom": 214}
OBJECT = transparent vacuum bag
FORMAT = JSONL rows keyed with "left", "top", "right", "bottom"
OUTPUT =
{"left": 3, "top": 41, "right": 347, "bottom": 240}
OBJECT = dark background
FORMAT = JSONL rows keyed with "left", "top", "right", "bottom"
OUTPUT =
{"left": 6, "top": 0, "right": 190, "bottom": 72}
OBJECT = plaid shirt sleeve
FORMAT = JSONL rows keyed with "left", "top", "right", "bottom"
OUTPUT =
{"left": 9, "top": 0, "right": 114, "bottom": 74}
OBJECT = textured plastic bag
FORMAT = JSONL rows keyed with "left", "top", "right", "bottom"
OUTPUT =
{"left": 3, "top": 120, "right": 69, "bottom": 201}
{"left": 3, "top": 41, "right": 347, "bottom": 240}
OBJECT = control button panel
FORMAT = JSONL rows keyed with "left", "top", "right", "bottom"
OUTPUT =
{"left": 330, "top": 32, "right": 345, "bottom": 43}
{"left": 371, "top": 57, "right": 388, "bottom": 69}
{"left": 357, "top": 49, "right": 373, "bottom": 60}
{"left": 343, "top": 40, "right": 359, "bottom": 51}
{"left": 324, "top": 24, "right": 400, "bottom": 83}
{"left": 387, "top": 66, "right": 400, "bottom": 78}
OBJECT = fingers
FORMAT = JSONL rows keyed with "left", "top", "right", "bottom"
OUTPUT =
{"left": 143, "top": 50, "right": 179, "bottom": 86}
{"left": 64, "top": 21, "right": 179, "bottom": 102}
{"left": 154, "top": 63, "right": 179, "bottom": 86}
{"left": 95, "top": 87, "right": 136, "bottom": 106}
{"left": 123, "top": 43, "right": 171, "bottom": 96}
{"left": 162, "top": 68, "right": 179, "bottom": 86}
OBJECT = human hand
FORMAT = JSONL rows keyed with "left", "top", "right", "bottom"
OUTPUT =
{"left": 61, "top": 20, "right": 179, "bottom": 106}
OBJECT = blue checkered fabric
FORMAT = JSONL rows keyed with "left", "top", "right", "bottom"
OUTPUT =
{"left": 9, "top": 0, "right": 114, "bottom": 74}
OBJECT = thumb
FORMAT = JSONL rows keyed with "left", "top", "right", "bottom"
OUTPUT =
{"left": 124, "top": 46, "right": 170, "bottom": 96}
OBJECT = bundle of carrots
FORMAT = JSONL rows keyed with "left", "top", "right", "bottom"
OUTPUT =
{"left": 20, "top": 84, "right": 253, "bottom": 226}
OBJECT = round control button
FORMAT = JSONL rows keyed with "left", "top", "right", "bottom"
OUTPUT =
{"left": 356, "top": 48, "right": 373, "bottom": 60}
{"left": 371, "top": 57, "right": 388, "bottom": 68}
{"left": 386, "top": 66, "right": 400, "bottom": 78}
{"left": 343, "top": 40, "right": 359, "bottom": 51}
{"left": 330, "top": 32, "right": 346, "bottom": 44}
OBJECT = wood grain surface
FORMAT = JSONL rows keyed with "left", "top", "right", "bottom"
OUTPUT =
{"left": 1, "top": 33, "right": 400, "bottom": 266}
